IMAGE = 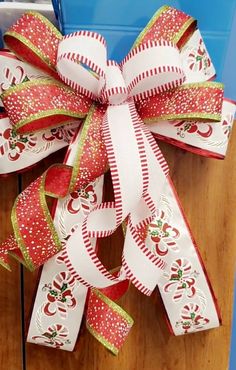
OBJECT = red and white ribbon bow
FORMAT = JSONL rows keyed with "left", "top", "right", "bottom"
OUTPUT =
{"left": 55, "top": 32, "right": 188, "bottom": 293}
{"left": 0, "top": 6, "right": 234, "bottom": 354}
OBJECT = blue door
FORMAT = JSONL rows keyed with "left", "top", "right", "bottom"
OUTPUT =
{"left": 54, "top": 0, "right": 236, "bottom": 99}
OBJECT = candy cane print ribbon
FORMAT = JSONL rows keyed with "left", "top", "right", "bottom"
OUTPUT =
{"left": 138, "top": 28, "right": 236, "bottom": 158}
{"left": 27, "top": 127, "right": 133, "bottom": 353}
{"left": 0, "top": 8, "right": 225, "bottom": 181}
{"left": 0, "top": 8, "right": 224, "bottom": 271}
{"left": 0, "top": 5, "right": 228, "bottom": 351}
{"left": 0, "top": 11, "right": 230, "bottom": 178}
{"left": 0, "top": 50, "right": 82, "bottom": 175}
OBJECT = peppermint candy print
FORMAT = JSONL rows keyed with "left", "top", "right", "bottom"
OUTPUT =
{"left": 32, "top": 323, "right": 71, "bottom": 348}
{"left": 222, "top": 112, "right": 234, "bottom": 139}
{"left": 163, "top": 258, "right": 197, "bottom": 302}
{"left": 67, "top": 184, "right": 97, "bottom": 216}
{"left": 1, "top": 127, "right": 37, "bottom": 161}
{"left": 42, "top": 125, "right": 77, "bottom": 144}
{"left": 176, "top": 303, "right": 210, "bottom": 334}
{"left": 42, "top": 271, "right": 77, "bottom": 319}
{"left": 148, "top": 196, "right": 180, "bottom": 256}
{"left": 187, "top": 38, "right": 211, "bottom": 74}
{"left": 0, "top": 65, "right": 28, "bottom": 92}
{"left": 174, "top": 121, "right": 213, "bottom": 139}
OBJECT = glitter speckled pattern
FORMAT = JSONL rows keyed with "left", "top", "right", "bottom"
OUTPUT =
{"left": 70, "top": 104, "right": 108, "bottom": 193}
{"left": 0, "top": 234, "right": 18, "bottom": 270}
{"left": 2, "top": 80, "right": 91, "bottom": 133}
{"left": 12, "top": 175, "right": 62, "bottom": 269}
{"left": 4, "top": 12, "right": 62, "bottom": 73}
{"left": 133, "top": 5, "right": 195, "bottom": 48}
{"left": 86, "top": 289, "right": 134, "bottom": 355}
{"left": 0, "top": 6, "right": 228, "bottom": 354}
{"left": 137, "top": 83, "right": 224, "bottom": 123}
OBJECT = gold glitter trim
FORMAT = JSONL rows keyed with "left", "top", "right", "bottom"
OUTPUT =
{"left": 25, "top": 11, "right": 62, "bottom": 39}
{"left": 0, "top": 258, "right": 11, "bottom": 271}
{"left": 1, "top": 78, "right": 67, "bottom": 98}
{"left": 178, "top": 81, "right": 224, "bottom": 90}
{"left": 93, "top": 289, "right": 134, "bottom": 326}
{"left": 11, "top": 198, "right": 35, "bottom": 271}
{"left": 132, "top": 5, "right": 196, "bottom": 50}
{"left": 69, "top": 104, "right": 97, "bottom": 193}
{"left": 86, "top": 289, "right": 134, "bottom": 356}
{"left": 86, "top": 324, "right": 118, "bottom": 355}
{"left": 40, "top": 174, "right": 62, "bottom": 253}
{"left": 122, "top": 221, "right": 127, "bottom": 236}
{"left": 132, "top": 5, "right": 169, "bottom": 48}
{"left": 14, "top": 110, "right": 84, "bottom": 133}
{"left": 172, "top": 18, "right": 196, "bottom": 47}
{"left": 144, "top": 112, "right": 222, "bottom": 124}
{"left": 4, "top": 30, "right": 58, "bottom": 72}
{"left": 8, "top": 250, "right": 28, "bottom": 268}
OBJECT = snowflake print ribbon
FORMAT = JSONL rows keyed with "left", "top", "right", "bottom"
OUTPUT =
{"left": 0, "top": 5, "right": 234, "bottom": 354}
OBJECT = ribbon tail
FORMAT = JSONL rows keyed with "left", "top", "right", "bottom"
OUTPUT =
{"left": 27, "top": 142, "right": 105, "bottom": 350}
{"left": 142, "top": 176, "right": 221, "bottom": 334}
{"left": 86, "top": 288, "right": 133, "bottom": 355}
{"left": 0, "top": 104, "right": 108, "bottom": 270}
{"left": 149, "top": 99, "right": 236, "bottom": 159}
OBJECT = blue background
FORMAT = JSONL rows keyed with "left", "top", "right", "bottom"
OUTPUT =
{"left": 54, "top": 0, "right": 236, "bottom": 100}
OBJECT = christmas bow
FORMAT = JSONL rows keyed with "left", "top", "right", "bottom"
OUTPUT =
{"left": 0, "top": 6, "right": 234, "bottom": 354}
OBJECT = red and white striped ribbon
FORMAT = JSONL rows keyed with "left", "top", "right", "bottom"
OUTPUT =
{"left": 27, "top": 27, "right": 223, "bottom": 351}
{"left": 56, "top": 31, "right": 183, "bottom": 293}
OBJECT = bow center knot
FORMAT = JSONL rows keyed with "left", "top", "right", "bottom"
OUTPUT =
{"left": 99, "top": 60, "right": 128, "bottom": 105}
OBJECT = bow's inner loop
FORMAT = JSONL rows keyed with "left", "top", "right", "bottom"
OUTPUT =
{"left": 57, "top": 31, "right": 107, "bottom": 99}
{"left": 57, "top": 32, "right": 186, "bottom": 107}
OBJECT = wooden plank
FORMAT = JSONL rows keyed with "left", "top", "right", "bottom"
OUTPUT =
{"left": 0, "top": 174, "right": 22, "bottom": 370}
{"left": 22, "top": 128, "right": 236, "bottom": 370}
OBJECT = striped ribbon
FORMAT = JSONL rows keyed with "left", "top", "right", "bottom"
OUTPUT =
{"left": 0, "top": 5, "right": 234, "bottom": 353}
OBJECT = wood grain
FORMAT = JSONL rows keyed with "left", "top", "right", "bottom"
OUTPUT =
{"left": 1, "top": 126, "right": 236, "bottom": 369}
{"left": 0, "top": 174, "right": 22, "bottom": 370}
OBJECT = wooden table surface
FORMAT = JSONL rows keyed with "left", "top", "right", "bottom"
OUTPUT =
{"left": 1, "top": 128, "right": 236, "bottom": 370}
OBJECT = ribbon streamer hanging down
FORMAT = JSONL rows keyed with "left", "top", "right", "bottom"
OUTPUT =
{"left": 0, "top": 5, "right": 235, "bottom": 353}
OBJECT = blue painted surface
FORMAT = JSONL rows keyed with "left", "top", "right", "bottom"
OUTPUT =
{"left": 54, "top": 0, "right": 236, "bottom": 99}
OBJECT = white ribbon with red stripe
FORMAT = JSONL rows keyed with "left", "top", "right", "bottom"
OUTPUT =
{"left": 27, "top": 29, "right": 224, "bottom": 350}
{"left": 56, "top": 31, "right": 184, "bottom": 293}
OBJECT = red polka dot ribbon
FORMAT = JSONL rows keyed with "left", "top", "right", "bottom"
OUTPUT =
{"left": 0, "top": 5, "right": 234, "bottom": 354}
{"left": 86, "top": 289, "right": 134, "bottom": 355}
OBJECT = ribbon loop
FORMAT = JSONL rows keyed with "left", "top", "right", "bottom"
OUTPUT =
{"left": 57, "top": 31, "right": 107, "bottom": 99}
{"left": 122, "top": 40, "right": 185, "bottom": 100}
